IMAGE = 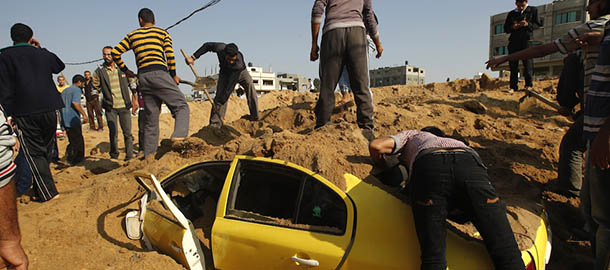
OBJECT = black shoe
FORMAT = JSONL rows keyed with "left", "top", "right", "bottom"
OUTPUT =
{"left": 242, "top": 115, "right": 259, "bottom": 121}
{"left": 361, "top": 128, "right": 375, "bottom": 142}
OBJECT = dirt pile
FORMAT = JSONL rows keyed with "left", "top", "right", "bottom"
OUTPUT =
{"left": 16, "top": 77, "right": 586, "bottom": 269}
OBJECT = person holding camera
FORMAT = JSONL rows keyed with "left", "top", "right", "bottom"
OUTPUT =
{"left": 503, "top": 0, "right": 542, "bottom": 93}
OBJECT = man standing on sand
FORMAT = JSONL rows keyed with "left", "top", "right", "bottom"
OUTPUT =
{"left": 0, "top": 105, "right": 27, "bottom": 270}
{"left": 60, "top": 75, "right": 88, "bottom": 165}
{"left": 94, "top": 46, "right": 138, "bottom": 161}
{"left": 83, "top": 70, "right": 104, "bottom": 131}
{"left": 112, "top": 8, "right": 189, "bottom": 158}
{"left": 0, "top": 23, "right": 63, "bottom": 202}
{"left": 186, "top": 42, "right": 259, "bottom": 127}
{"left": 503, "top": 0, "right": 542, "bottom": 93}
{"left": 310, "top": 0, "right": 383, "bottom": 141}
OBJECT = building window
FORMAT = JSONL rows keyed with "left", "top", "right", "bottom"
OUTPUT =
{"left": 263, "top": 80, "right": 274, "bottom": 86}
{"left": 494, "top": 24, "right": 504, "bottom": 35}
{"left": 253, "top": 80, "right": 259, "bottom": 84}
{"left": 555, "top": 11, "right": 579, "bottom": 25}
{"left": 494, "top": 46, "right": 508, "bottom": 56}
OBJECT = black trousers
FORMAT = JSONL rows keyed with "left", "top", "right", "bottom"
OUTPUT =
{"left": 409, "top": 152, "right": 524, "bottom": 270}
{"left": 508, "top": 41, "right": 533, "bottom": 91}
{"left": 65, "top": 125, "right": 84, "bottom": 164}
{"left": 14, "top": 111, "right": 59, "bottom": 202}
{"left": 316, "top": 27, "right": 373, "bottom": 129}
{"left": 138, "top": 109, "right": 146, "bottom": 152}
{"left": 210, "top": 69, "right": 259, "bottom": 127}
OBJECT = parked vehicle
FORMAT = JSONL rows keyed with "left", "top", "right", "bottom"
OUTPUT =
{"left": 126, "top": 156, "right": 551, "bottom": 270}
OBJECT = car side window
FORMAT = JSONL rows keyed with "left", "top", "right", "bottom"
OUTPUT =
{"left": 296, "top": 177, "right": 347, "bottom": 234}
{"left": 228, "top": 160, "right": 304, "bottom": 223}
{"left": 226, "top": 160, "right": 348, "bottom": 235}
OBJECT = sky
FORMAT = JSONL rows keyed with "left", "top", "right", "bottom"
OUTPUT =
{"left": 0, "top": 0, "right": 552, "bottom": 93}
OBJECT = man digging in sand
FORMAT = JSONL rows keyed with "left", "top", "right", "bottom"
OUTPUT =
{"left": 185, "top": 42, "right": 259, "bottom": 127}
{"left": 111, "top": 8, "right": 190, "bottom": 158}
{"left": 369, "top": 127, "right": 524, "bottom": 270}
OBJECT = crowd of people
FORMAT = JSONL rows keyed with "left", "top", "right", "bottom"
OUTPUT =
{"left": 1, "top": 0, "right": 610, "bottom": 269}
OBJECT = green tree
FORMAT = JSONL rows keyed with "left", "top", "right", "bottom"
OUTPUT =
{"left": 313, "top": 78, "right": 321, "bottom": 92}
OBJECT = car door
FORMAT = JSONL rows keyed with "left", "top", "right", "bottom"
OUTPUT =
{"left": 212, "top": 156, "right": 356, "bottom": 270}
{"left": 135, "top": 172, "right": 207, "bottom": 270}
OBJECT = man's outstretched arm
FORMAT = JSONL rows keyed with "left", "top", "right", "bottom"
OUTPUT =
{"left": 487, "top": 43, "right": 557, "bottom": 69}
{"left": 369, "top": 137, "right": 396, "bottom": 162}
{"left": 186, "top": 42, "right": 226, "bottom": 65}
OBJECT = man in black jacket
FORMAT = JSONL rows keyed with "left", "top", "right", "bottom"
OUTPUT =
{"left": 504, "top": 0, "right": 542, "bottom": 93}
{"left": 185, "top": 43, "right": 259, "bottom": 127}
{"left": 92, "top": 46, "right": 138, "bottom": 161}
{"left": 0, "top": 23, "right": 63, "bottom": 202}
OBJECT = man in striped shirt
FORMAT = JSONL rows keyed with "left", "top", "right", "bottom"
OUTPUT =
{"left": 111, "top": 8, "right": 190, "bottom": 158}
{"left": 581, "top": 1, "right": 610, "bottom": 267}
{"left": 0, "top": 105, "right": 27, "bottom": 270}
{"left": 486, "top": 0, "right": 610, "bottom": 197}
{"left": 369, "top": 127, "right": 523, "bottom": 270}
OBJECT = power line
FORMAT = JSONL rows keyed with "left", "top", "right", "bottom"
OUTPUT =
{"left": 165, "top": 0, "right": 220, "bottom": 31}
{"left": 64, "top": 0, "right": 222, "bottom": 66}
{"left": 64, "top": 58, "right": 104, "bottom": 66}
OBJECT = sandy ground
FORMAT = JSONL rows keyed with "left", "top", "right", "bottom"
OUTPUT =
{"left": 15, "top": 76, "right": 590, "bottom": 269}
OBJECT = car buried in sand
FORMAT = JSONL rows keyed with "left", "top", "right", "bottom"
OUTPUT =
{"left": 125, "top": 155, "right": 551, "bottom": 270}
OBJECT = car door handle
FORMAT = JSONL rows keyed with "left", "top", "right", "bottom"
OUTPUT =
{"left": 291, "top": 255, "right": 319, "bottom": 267}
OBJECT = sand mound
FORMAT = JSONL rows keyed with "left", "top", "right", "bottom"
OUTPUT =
{"left": 16, "top": 77, "right": 586, "bottom": 269}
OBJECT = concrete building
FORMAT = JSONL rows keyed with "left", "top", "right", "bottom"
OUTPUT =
{"left": 276, "top": 73, "right": 308, "bottom": 91}
{"left": 369, "top": 61, "right": 426, "bottom": 87}
{"left": 489, "top": 0, "right": 588, "bottom": 77}
{"left": 245, "top": 66, "right": 276, "bottom": 93}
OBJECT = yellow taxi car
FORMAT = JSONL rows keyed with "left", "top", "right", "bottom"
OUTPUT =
{"left": 126, "top": 155, "right": 551, "bottom": 270}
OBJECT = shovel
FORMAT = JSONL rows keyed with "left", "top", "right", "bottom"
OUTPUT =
{"left": 518, "top": 88, "right": 566, "bottom": 116}
{"left": 179, "top": 49, "right": 217, "bottom": 108}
